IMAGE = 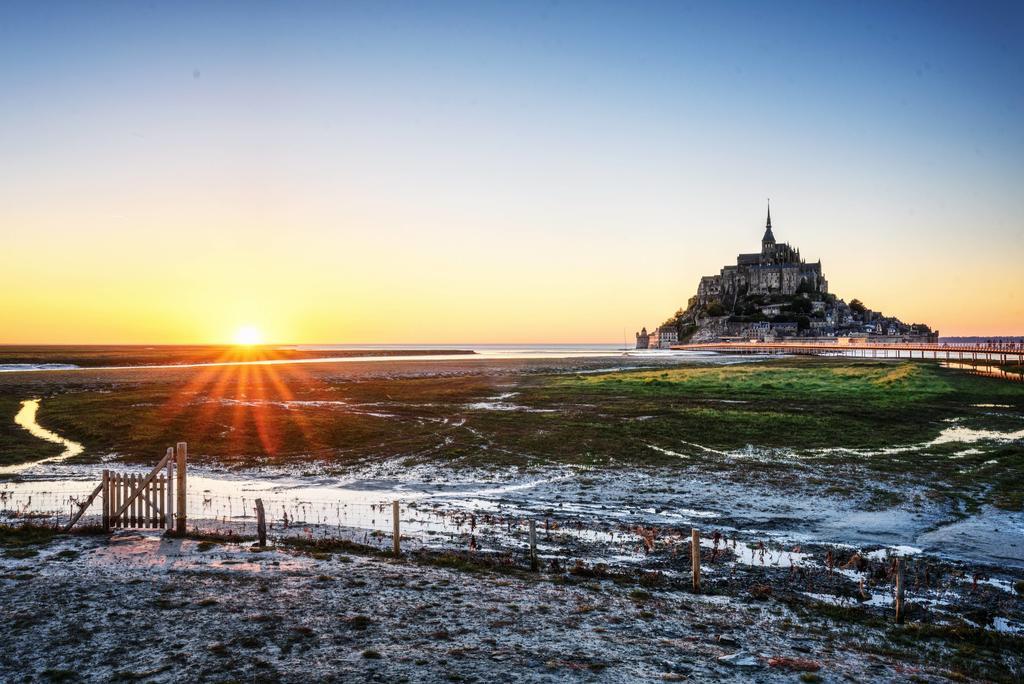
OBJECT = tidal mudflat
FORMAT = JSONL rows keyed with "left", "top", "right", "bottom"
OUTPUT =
{"left": 1, "top": 352, "right": 1022, "bottom": 681}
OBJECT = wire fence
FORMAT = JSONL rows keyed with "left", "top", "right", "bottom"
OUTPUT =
{"left": 0, "top": 485, "right": 851, "bottom": 566}
{"left": 5, "top": 484, "right": 1022, "bottom": 633}
{"left": 0, "top": 487, "right": 98, "bottom": 527}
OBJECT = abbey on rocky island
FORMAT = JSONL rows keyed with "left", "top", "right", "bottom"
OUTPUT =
{"left": 636, "top": 204, "right": 937, "bottom": 348}
{"left": 695, "top": 204, "right": 827, "bottom": 308}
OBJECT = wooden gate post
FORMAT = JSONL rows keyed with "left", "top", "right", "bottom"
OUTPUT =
{"left": 165, "top": 448, "right": 174, "bottom": 529}
{"left": 392, "top": 500, "right": 401, "bottom": 556}
{"left": 175, "top": 442, "right": 187, "bottom": 534}
{"left": 255, "top": 498, "right": 267, "bottom": 547}
{"left": 691, "top": 528, "right": 701, "bottom": 593}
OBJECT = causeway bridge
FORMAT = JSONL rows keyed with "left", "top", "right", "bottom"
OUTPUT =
{"left": 670, "top": 341, "right": 1024, "bottom": 366}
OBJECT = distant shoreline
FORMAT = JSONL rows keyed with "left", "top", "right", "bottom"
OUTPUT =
{"left": 0, "top": 346, "right": 475, "bottom": 370}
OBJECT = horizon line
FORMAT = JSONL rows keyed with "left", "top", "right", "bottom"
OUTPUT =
{"left": 1, "top": 336, "right": 1022, "bottom": 347}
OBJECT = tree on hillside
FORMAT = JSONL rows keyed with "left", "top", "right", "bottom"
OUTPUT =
{"left": 785, "top": 298, "right": 814, "bottom": 315}
{"left": 849, "top": 299, "right": 867, "bottom": 314}
{"left": 704, "top": 301, "right": 726, "bottom": 316}
{"left": 661, "top": 308, "right": 685, "bottom": 327}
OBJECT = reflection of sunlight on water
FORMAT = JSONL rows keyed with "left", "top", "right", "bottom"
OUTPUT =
{"left": 0, "top": 399, "right": 85, "bottom": 475}
{"left": 941, "top": 362, "right": 1024, "bottom": 382}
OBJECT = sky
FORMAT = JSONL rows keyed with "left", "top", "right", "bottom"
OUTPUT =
{"left": 1, "top": 0, "right": 1022, "bottom": 344}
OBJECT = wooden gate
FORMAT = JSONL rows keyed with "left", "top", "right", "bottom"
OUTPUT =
{"left": 65, "top": 441, "right": 188, "bottom": 533}
{"left": 105, "top": 471, "right": 171, "bottom": 529}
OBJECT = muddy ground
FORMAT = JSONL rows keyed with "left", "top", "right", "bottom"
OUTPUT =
{"left": 1, "top": 529, "right": 1022, "bottom": 683}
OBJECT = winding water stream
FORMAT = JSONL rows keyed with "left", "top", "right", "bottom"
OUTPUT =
{"left": 0, "top": 399, "right": 85, "bottom": 475}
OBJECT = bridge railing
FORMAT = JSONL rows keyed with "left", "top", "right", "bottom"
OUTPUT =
{"left": 674, "top": 340, "right": 1024, "bottom": 353}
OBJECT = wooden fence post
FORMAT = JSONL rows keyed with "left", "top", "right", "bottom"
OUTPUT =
{"left": 166, "top": 448, "right": 174, "bottom": 529}
{"left": 175, "top": 442, "right": 187, "bottom": 534}
{"left": 529, "top": 520, "right": 538, "bottom": 571}
{"left": 255, "top": 498, "right": 267, "bottom": 547}
{"left": 392, "top": 500, "right": 401, "bottom": 556}
{"left": 895, "top": 558, "right": 905, "bottom": 624}
{"left": 102, "top": 469, "right": 110, "bottom": 531}
{"left": 691, "top": 528, "right": 701, "bottom": 593}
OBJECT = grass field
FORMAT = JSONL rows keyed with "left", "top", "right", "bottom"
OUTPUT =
{"left": 548, "top": 360, "right": 1023, "bottom": 453}
{"left": 549, "top": 360, "right": 1024, "bottom": 511}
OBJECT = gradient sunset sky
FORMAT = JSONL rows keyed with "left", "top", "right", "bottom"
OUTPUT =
{"left": 2, "top": 1, "right": 1022, "bottom": 343}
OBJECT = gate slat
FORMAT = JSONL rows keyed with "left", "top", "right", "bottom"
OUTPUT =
{"left": 153, "top": 478, "right": 159, "bottom": 528}
{"left": 116, "top": 473, "right": 123, "bottom": 528}
{"left": 131, "top": 474, "right": 139, "bottom": 527}
{"left": 158, "top": 476, "right": 165, "bottom": 529}
{"left": 107, "top": 472, "right": 114, "bottom": 528}
{"left": 144, "top": 477, "right": 152, "bottom": 528}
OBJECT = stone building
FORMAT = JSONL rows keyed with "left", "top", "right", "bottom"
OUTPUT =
{"left": 635, "top": 327, "right": 649, "bottom": 349}
{"left": 696, "top": 203, "right": 827, "bottom": 308}
{"left": 654, "top": 326, "right": 678, "bottom": 348}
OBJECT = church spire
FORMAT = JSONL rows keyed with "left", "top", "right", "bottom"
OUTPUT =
{"left": 761, "top": 199, "right": 776, "bottom": 248}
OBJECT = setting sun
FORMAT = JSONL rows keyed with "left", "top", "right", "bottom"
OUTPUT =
{"left": 233, "top": 326, "right": 264, "bottom": 346}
